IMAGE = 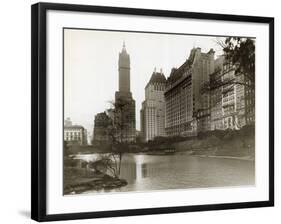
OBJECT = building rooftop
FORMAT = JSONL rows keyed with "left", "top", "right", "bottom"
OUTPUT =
{"left": 166, "top": 47, "right": 215, "bottom": 86}
{"left": 64, "top": 125, "right": 84, "bottom": 130}
{"left": 94, "top": 111, "right": 112, "bottom": 127}
{"left": 148, "top": 70, "right": 166, "bottom": 85}
{"left": 144, "top": 68, "right": 166, "bottom": 89}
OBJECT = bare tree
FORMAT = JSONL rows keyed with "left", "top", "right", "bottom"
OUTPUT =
{"left": 89, "top": 153, "right": 120, "bottom": 178}
{"left": 96, "top": 98, "right": 131, "bottom": 177}
{"left": 201, "top": 37, "right": 255, "bottom": 130}
{"left": 204, "top": 37, "right": 255, "bottom": 94}
{"left": 202, "top": 37, "right": 255, "bottom": 101}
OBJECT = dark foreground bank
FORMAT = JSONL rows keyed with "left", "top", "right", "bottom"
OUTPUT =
{"left": 63, "top": 166, "right": 127, "bottom": 195}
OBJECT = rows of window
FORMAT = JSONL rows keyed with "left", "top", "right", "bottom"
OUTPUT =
{"left": 65, "top": 136, "right": 81, "bottom": 141}
{"left": 154, "top": 83, "right": 165, "bottom": 91}
{"left": 65, "top": 131, "right": 81, "bottom": 136}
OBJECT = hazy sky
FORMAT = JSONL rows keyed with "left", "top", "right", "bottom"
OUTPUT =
{"left": 64, "top": 29, "right": 224, "bottom": 140}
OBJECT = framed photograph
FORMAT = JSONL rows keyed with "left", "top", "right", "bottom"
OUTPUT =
{"left": 31, "top": 2, "right": 274, "bottom": 222}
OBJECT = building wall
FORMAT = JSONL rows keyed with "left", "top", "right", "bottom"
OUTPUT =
{"left": 93, "top": 112, "right": 112, "bottom": 144}
{"left": 115, "top": 92, "right": 136, "bottom": 143}
{"left": 141, "top": 71, "right": 166, "bottom": 142}
{"left": 165, "top": 75, "right": 196, "bottom": 136}
{"left": 244, "top": 78, "right": 255, "bottom": 125}
{"left": 210, "top": 60, "right": 253, "bottom": 131}
{"left": 192, "top": 48, "right": 215, "bottom": 132}
{"left": 114, "top": 43, "right": 136, "bottom": 143}
{"left": 165, "top": 48, "right": 215, "bottom": 137}
{"left": 118, "top": 44, "right": 130, "bottom": 93}
{"left": 64, "top": 126, "right": 86, "bottom": 146}
{"left": 221, "top": 67, "right": 246, "bottom": 130}
{"left": 210, "top": 56, "right": 224, "bottom": 130}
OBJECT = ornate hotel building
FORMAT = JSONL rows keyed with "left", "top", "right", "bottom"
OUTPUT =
{"left": 114, "top": 42, "right": 136, "bottom": 143}
{"left": 210, "top": 57, "right": 255, "bottom": 130}
{"left": 244, "top": 78, "right": 255, "bottom": 125}
{"left": 221, "top": 63, "right": 246, "bottom": 129}
{"left": 140, "top": 69, "right": 166, "bottom": 142}
{"left": 209, "top": 56, "right": 224, "bottom": 130}
{"left": 164, "top": 48, "right": 215, "bottom": 137}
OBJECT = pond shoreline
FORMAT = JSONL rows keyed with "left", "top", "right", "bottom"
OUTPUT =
{"left": 73, "top": 151, "right": 254, "bottom": 162}
{"left": 192, "top": 154, "right": 254, "bottom": 161}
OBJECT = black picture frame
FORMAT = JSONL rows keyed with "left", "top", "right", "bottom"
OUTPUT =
{"left": 31, "top": 2, "right": 274, "bottom": 222}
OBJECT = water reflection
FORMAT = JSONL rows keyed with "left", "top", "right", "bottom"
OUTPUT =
{"left": 78, "top": 153, "right": 255, "bottom": 193}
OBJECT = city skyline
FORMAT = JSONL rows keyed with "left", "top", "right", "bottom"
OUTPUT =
{"left": 63, "top": 29, "right": 256, "bottom": 195}
{"left": 64, "top": 28, "right": 225, "bottom": 140}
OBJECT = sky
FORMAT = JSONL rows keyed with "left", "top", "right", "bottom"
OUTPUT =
{"left": 64, "top": 29, "right": 225, "bottom": 141}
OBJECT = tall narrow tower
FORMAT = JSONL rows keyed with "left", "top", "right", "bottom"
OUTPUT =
{"left": 115, "top": 42, "right": 136, "bottom": 143}
{"left": 140, "top": 68, "right": 166, "bottom": 142}
{"left": 118, "top": 42, "right": 130, "bottom": 92}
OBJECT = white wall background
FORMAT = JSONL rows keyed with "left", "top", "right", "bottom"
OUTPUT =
{"left": 0, "top": 0, "right": 279, "bottom": 223}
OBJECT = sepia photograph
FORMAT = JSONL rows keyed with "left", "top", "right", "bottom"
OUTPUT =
{"left": 63, "top": 28, "right": 255, "bottom": 195}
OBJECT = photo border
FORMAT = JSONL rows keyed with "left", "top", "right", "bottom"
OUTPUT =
{"left": 31, "top": 2, "right": 274, "bottom": 222}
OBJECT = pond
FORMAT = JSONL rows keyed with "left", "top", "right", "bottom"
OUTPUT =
{"left": 76, "top": 153, "right": 255, "bottom": 193}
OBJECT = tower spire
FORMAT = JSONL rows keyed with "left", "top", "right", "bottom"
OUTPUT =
{"left": 118, "top": 41, "right": 130, "bottom": 92}
{"left": 122, "top": 41, "right": 126, "bottom": 52}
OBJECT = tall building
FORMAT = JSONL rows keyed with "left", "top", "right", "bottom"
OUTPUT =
{"left": 93, "top": 112, "right": 113, "bottom": 144}
{"left": 194, "top": 48, "right": 215, "bottom": 132}
{"left": 210, "top": 56, "right": 224, "bottom": 130}
{"left": 244, "top": 77, "right": 255, "bottom": 125}
{"left": 84, "top": 129, "right": 88, "bottom": 145}
{"left": 165, "top": 48, "right": 215, "bottom": 137}
{"left": 64, "top": 118, "right": 87, "bottom": 145}
{"left": 114, "top": 42, "right": 136, "bottom": 143}
{"left": 210, "top": 57, "right": 254, "bottom": 130}
{"left": 220, "top": 63, "right": 246, "bottom": 129}
{"left": 140, "top": 68, "right": 166, "bottom": 142}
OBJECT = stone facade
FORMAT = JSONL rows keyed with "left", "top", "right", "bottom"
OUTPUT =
{"left": 140, "top": 69, "right": 166, "bottom": 142}
{"left": 64, "top": 121, "right": 87, "bottom": 146}
{"left": 164, "top": 48, "right": 215, "bottom": 137}
{"left": 210, "top": 56, "right": 224, "bottom": 130}
{"left": 93, "top": 112, "right": 112, "bottom": 144}
{"left": 221, "top": 64, "right": 246, "bottom": 129}
{"left": 114, "top": 92, "right": 136, "bottom": 143}
{"left": 244, "top": 78, "right": 255, "bottom": 125}
{"left": 210, "top": 57, "right": 255, "bottom": 130}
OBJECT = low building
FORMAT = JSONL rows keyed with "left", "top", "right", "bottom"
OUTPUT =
{"left": 93, "top": 112, "right": 112, "bottom": 144}
{"left": 64, "top": 121, "right": 87, "bottom": 146}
